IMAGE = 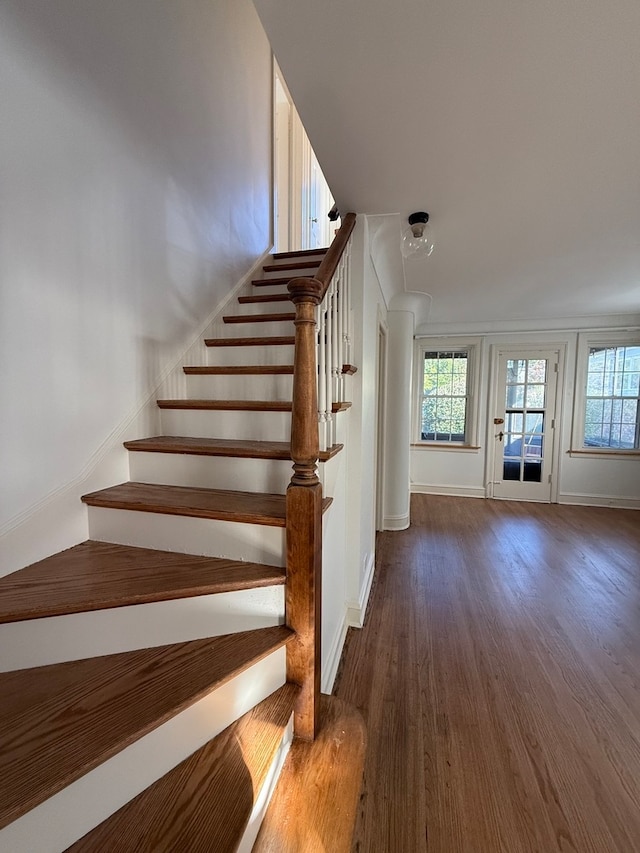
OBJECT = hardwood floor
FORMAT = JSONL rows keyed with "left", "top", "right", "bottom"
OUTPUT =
{"left": 334, "top": 495, "right": 640, "bottom": 853}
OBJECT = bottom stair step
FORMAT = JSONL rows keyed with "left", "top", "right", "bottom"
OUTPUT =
{"left": 0, "top": 627, "right": 293, "bottom": 834}
{"left": 66, "top": 683, "right": 300, "bottom": 853}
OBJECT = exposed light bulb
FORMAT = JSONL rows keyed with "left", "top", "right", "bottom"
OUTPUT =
{"left": 401, "top": 218, "right": 434, "bottom": 259}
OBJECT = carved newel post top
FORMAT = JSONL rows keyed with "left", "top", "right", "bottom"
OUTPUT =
{"left": 288, "top": 277, "right": 323, "bottom": 306}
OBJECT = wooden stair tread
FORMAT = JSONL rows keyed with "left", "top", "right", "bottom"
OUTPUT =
{"left": 238, "top": 293, "right": 291, "bottom": 304}
{"left": 0, "top": 627, "right": 293, "bottom": 829}
{"left": 157, "top": 400, "right": 352, "bottom": 413}
{"left": 253, "top": 695, "right": 366, "bottom": 853}
{"left": 263, "top": 260, "right": 321, "bottom": 272}
{"left": 82, "top": 482, "right": 333, "bottom": 527}
{"left": 157, "top": 399, "right": 294, "bottom": 411}
{"left": 272, "top": 248, "right": 328, "bottom": 260}
{"left": 183, "top": 365, "right": 294, "bottom": 375}
{"left": 205, "top": 336, "right": 295, "bottom": 347}
{"left": 223, "top": 312, "right": 295, "bottom": 324}
{"left": 251, "top": 277, "right": 292, "bottom": 287}
{"left": 124, "top": 436, "right": 344, "bottom": 462}
{"left": 0, "top": 541, "right": 285, "bottom": 624}
{"left": 66, "top": 683, "right": 300, "bottom": 852}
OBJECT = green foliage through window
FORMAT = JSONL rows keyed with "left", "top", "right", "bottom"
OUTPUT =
{"left": 421, "top": 351, "right": 468, "bottom": 442}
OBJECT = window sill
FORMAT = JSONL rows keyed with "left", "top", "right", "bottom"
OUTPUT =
{"left": 568, "top": 449, "right": 640, "bottom": 459}
{"left": 411, "top": 443, "right": 481, "bottom": 452}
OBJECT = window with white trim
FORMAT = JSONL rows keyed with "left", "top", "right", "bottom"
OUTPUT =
{"left": 414, "top": 339, "right": 481, "bottom": 445}
{"left": 573, "top": 332, "right": 640, "bottom": 452}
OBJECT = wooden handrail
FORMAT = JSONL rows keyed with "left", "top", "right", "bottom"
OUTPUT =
{"left": 313, "top": 212, "right": 356, "bottom": 298}
{"left": 285, "top": 213, "right": 356, "bottom": 741}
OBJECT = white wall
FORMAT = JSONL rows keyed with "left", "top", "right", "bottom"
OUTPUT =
{"left": 411, "top": 321, "right": 640, "bottom": 508}
{"left": 0, "top": 0, "right": 273, "bottom": 571}
{"left": 342, "top": 218, "right": 387, "bottom": 626}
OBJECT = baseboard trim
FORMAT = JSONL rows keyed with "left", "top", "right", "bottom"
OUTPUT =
{"left": 383, "top": 513, "right": 410, "bottom": 530}
{"left": 322, "top": 612, "right": 349, "bottom": 694}
{"left": 410, "top": 483, "right": 486, "bottom": 499}
{"left": 558, "top": 493, "right": 640, "bottom": 510}
{"left": 346, "top": 552, "right": 376, "bottom": 629}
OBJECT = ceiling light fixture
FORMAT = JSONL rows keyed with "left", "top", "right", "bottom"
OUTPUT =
{"left": 401, "top": 211, "right": 434, "bottom": 259}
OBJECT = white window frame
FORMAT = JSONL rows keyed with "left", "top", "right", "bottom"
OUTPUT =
{"left": 413, "top": 337, "right": 482, "bottom": 448}
{"left": 571, "top": 330, "right": 640, "bottom": 457}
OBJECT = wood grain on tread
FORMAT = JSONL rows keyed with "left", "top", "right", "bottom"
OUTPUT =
{"left": 183, "top": 365, "right": 294, "bottom": 375}
{"left": 253, "top": 695, "right": 366, "bottom": 853}
{"left": 263, "top": 260, "right": 321, "bottom": 272}
{"left": 332, "top": 401, "right": 352, "bottom": 412}
{"left": 205, "top": 336, "right": 295, "bottom": 347}
{"left": 81, "top": 482, "right": 333, "bottom": 526}
{"left": 238, "top": 293, "right": 291, "bottom": 304}
{"left": 272, "top": 248, "right": 328, "bottom": 260}
{"left": 124, "top": 436, "right": 344, "bottom": 462}
{"left": 342, "top": 364, "right": 358, "bottom": 375}
{"left": 222, "top": 312, "right": 295, "bottom": 324}
{"left": 0, "top": 541, "right": 284, "bottom": 624}
{"left": 156, "top": 399, "right": 293, "bottom": 411}
{"left": 0, "top": 627, "right": 293, "bottom": 829}
{"left": 66, "top": 683, "right": 300, "bottom": 853}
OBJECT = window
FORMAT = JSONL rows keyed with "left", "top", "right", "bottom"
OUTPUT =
{"left": 584, "top": 345, "right": 640, "bottom": 449}
{"left": 572, "top": 332, "right": 640, "bottom": 453}
{"left": 414, "top": 338, "right": 481, "bottom": 446}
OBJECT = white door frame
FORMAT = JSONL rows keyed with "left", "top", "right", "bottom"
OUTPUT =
{"left": 485, "top": 343, "right": 566, "bottom": 503}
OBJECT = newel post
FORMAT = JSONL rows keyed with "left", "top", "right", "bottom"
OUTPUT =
{"left": 286, "top": 276, "right": 323, "bottom": 741}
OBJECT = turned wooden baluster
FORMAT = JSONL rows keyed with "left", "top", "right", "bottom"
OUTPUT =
{"left": 286, "top": 276, "right": 323, "bottom": 741}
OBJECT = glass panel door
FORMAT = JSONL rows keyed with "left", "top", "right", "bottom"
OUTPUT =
{"left": 492, "top": 350, "right": 559, "bottom": 501}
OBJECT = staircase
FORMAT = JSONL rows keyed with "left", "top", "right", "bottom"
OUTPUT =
{"left": 0, "top": 244, "right": 363, "bottom": 852}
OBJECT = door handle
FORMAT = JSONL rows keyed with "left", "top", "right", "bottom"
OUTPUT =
{"left": 497, "top": 431, "right": 504, "bottom": 442}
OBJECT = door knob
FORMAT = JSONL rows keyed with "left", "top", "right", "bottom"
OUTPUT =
{"left": 497, "top": 431, "right": 504, "bottom": 441}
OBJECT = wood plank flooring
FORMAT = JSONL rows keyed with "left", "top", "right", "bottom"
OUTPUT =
{"left": 334, "top": 495, "right": 640, "bottom": 853}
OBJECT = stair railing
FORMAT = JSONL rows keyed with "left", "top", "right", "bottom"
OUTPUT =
{"left": 285, "top": 212, "right": 356, "bottom": 740}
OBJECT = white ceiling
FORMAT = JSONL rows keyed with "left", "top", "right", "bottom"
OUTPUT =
{"left": 254, "top": 0, "right": 640, "bottom": 326}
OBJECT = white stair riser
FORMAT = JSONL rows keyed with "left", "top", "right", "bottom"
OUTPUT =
{"left": 261, "top": 264, "right": 321, "bottom": 278}
{"left": 226, "top": 301, "right": 292, "bottom": 316}
{"left": 0, "top": 651, "right": 287, "bottom": 853}
{"left": 185, "top": 373, "right": 293, "bottom": 399}
{"left": 218, "top": 319, "right": 294, "bottom": 337}
{"left": 206, "top": 344, "right": 295, "bottom": 367}
{"left": 237, "top": 716, "right": 294, "bottom": 853}
{"left": 0, "top": 586, "right": 284, "bottom": 671}
{"left": 160, "top": 408, "right": 292, "bottom": 442}
{"left": 244, "top": 281, "right": 291, "bottom": 295}
{"left": 129, "top": 452, "right": 293, "bottom": 493}
{"left": 88, "top": 507, "right": 286, "bottom": 565}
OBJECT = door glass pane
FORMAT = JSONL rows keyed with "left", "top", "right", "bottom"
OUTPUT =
{"left": 504, "top": 434, "right": 523, "bottom": 457}
{"left": 505, "top": 412, "right": 523, "bottom": 432}
{"left": 523, "top": 461, "right": 543, "bottom": 482}
{"left": 525, "top": 413, "right": 543, "bottom": 433}
{"left": 503, "top": 460, "right": 522, "bottom": 480}
{"left": 507, "top": 359, "right": 526, "bottom": 383}
{"left": 527, "top": 360, "right": 547, "bottom": 382}
{"left": 526, "top": 384, "right": 546, "bottom": 408}
{"left": 506, "top": 384, "right": 525, "bottom": 408}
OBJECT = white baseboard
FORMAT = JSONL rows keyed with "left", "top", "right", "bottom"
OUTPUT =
{"left": 410, "top": 483, "right": 486, "bottom": 499}
{"left": 321, "top": 611, "right": 349, "bottom": 694}
{"left": 558, "top": 492, "right": 640, "bottom": 510}
{"left": 383, "top": 513, "right": 410, "bottom": 530}
{"left": 346, "top": 552, "right": 376, "bottom": 629}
